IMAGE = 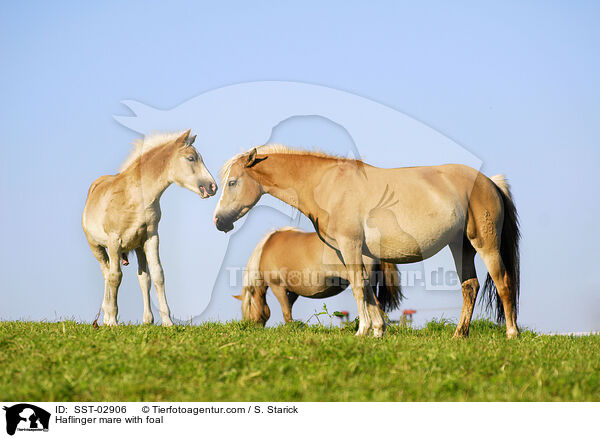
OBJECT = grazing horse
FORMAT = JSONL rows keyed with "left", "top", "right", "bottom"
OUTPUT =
{"left": 234, "top": 227, "right": 402, "bottom": 325}
{"left": 214, "top": 145, "right": 520, "bottom": 338}
{"left": 83, "top": 130, "right": 217, "bottom": 326}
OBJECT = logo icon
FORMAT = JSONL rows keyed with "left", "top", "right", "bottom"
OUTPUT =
{"left": 3, "top": 404, "right": 50, "bottom": 435}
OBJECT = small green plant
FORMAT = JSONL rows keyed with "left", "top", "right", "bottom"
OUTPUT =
{"left": 341, "top": 316, "right": 360, "bottom": 333}
{"left": 306, "top": 304, "right": 336, "bottom": 327}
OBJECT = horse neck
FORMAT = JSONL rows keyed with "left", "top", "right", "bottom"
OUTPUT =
{"left": 249, "top": 154, "right": 331, "bottom": 221}
{"left": 122, "top": 146, "right": 174, "bottom": 205}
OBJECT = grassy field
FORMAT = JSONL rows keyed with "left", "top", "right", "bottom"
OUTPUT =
{"left": 0, "top": 319, "right": 598, "bottom": 401}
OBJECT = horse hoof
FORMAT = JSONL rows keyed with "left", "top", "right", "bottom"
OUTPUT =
{"left": 373, "top": 328, "right": 385, "bottom": 338}
{"left": 162, "top": 319, "right": 174, "bottom": 327}
{"left": 143, "top": 316, "right": 154, "bottom": 325}
{"left": 355, "top": 326, "right": 370, "bottom": 337}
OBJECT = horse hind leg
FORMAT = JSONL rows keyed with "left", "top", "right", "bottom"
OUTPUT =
{"left": 88, "top": 242, "right": 112, "bottom": 325}
{"left": 103, "top": 239, "right": 123, "bottom": 326}
{"left": 287, "top": 291, "right": 299, "bottom": 308}
{"left": 476, "top": 248, "right": 518, "bottom": 339}
{"left": 449, "top": 238, "right": 479, "bottom": 338}
{"left": 468, "top": 220, "right": 518, "bottom": 339}
{"left": 88, "top": 241, "right": 109, "bottom": 271}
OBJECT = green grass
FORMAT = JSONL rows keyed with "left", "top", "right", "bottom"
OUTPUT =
{"left": 0, "top": 319, "right": 598, "bottom": 401}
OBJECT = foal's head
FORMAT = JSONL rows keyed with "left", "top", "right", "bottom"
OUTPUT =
{"left": 214, "top": 148, "right": 266, "bottom": 232}
{"left": 234, "top": 285, "right": 271, "bottom": 326}
{"left": 168, "top": 130, "right": 217, "bottom": 198}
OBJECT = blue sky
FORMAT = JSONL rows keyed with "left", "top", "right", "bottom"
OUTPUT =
{"left": 1, "top": 1, "right": 599, "bottom": 332}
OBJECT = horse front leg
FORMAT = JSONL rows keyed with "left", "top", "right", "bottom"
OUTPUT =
{"left": 450, "top": 239, "right": 479, "bottom": 338}
{"left": 143, "top": 234, "right": 173, "bottom": 326}
{"left": 338, "top": 239, "right": 385, "bottom": 337}
{"left": 135, "top": 247, "right": 154, "bottom": 325}
{"left": 271, "top": 284, "right": 293, "bottom": 323}
{"left": 366, "top": 280, "right": 386, "bottom": 338}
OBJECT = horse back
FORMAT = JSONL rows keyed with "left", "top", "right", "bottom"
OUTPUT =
{"left": 260, "top": 229, "right": 328, "bottom": 274}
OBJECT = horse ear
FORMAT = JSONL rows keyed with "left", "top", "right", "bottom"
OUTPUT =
{"left": 175, "top": 129, "right": 191, "bottom": 146}
{"left": 232, "top": 294, "right": 242, "bottom": 300}
{"left": 245, "top": 148, "right": 268, "bottom": 168}
{"left": 188, "top": 134, "right": 197, "bottom": 145}
{"left": 245, "top": 148, "right": 257, "bottom": 166}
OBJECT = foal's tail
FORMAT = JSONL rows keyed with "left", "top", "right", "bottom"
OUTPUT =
{"left": 482, "top": 174, "right": 521, "bottom": 323}
{"left": 373, "top": 262, "right": 404, "bottom": 312}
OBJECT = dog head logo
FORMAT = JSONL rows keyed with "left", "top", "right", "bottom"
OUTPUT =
{"left": 3, "top": 404, "right": 50, "bottom": 435}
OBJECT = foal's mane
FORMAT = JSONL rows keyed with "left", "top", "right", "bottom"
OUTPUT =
{"left": 219, "top": 144, "right": 352, "bottom": 185}
{"left": 119, "top": 131, "right": 187, "bottom": 172}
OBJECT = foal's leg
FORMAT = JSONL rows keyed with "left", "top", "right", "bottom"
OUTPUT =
{"left": 88, "top": 242, "right": 111, "bottom": 322}
{"left": 103, "top": 239, "right": 123, "bottom": 326}
{"left": 449, "top": 239, "right": 479, "bottom": 338}
{"left": 135, "top": 248, "right": 154, "bottom": 325}
{"left": 270, "top": 284, "right": 293, "bottom": 323}
{"left": 143, "top": 235, "right": 173, "bottom": 326}
{"left": 88, "top": 242, "right": 109, "bottom": 272}
{"left": 338, "top": 239, "right": 385, "bottom": 337}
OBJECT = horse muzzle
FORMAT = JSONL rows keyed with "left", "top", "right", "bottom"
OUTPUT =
{"left": 214, "top": 215, "right": 234, "bottom": 233}
{"left": 199, "top": 182, "right": 218, "bottom": 198}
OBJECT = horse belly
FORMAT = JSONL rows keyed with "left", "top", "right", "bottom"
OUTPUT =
{"left": 305, "top": 283, "right": 348, "bottom": 299}
{"left": 282, "top": 266, "right": 349, "bottom": 299}
{"left": 364, "top": 207, "right": 463, "bottom": 263}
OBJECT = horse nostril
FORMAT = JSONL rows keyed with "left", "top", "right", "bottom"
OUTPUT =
{"left": 210, "top": 183, "right": 217, "bottom": 194}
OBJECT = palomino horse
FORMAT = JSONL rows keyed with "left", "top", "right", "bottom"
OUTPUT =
{"left": 214, "top": 145, "right": 520, "bottom": 338}
{"left": 234, "top": 227, "right": 402, "bottom": 325}
{"left": 83, "top": 130, "right": 217, "bottom": 326}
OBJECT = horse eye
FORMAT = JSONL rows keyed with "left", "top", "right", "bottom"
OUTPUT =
{"left": 187, "top": 155, "right": 195, "bottom": 162}
{"left": 228, "top": 180, "right": 237, "bottom": 187}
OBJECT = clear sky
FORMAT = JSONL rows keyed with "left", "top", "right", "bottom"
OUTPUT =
{"left": 1, "top": 1, "right": 599, "bottom": 333}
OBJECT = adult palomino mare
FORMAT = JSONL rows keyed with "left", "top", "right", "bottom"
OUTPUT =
{"left": 214, "top": 145, "right": 520, "bottom": 338}
{"left": 83, "top": 130, "right": 217, "bottom": 326}
{"left": 234, "top": 227, "right": 403, "bottom": 325}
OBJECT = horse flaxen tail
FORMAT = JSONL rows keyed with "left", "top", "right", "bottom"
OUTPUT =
{"left": 482, "top": 174, "right": 521, "bottom": 324}
{"left": 372, "top": 261, "right": 404, "bottom": 312}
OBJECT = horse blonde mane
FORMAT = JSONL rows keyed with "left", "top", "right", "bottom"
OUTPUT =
{"left": 119, "top": 131, "right": 187, "bottom": 172}
{"left": 219, "top": 144, "right": 348, "bottom": 186}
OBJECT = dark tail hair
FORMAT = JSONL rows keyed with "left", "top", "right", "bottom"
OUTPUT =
{"left": 482, "top": 175, "right": 521, "bottom": 323}
{"left": 373, "top": 262, "right": 404, "bottom": 312}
